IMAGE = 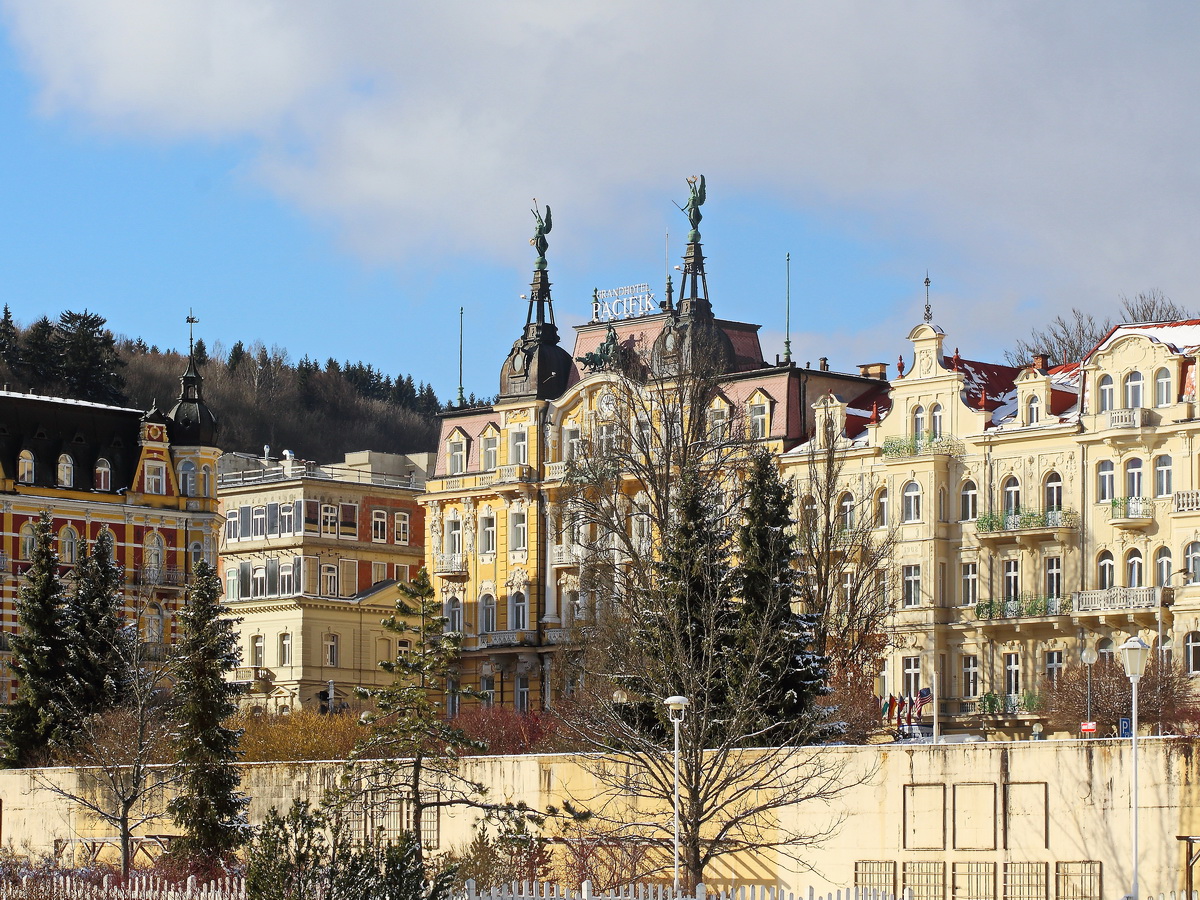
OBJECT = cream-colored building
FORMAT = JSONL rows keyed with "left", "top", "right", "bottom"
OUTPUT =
{"left": 218, "top": 450, "right": 431, "bottom": 712}
{"left": 781, "top": 318, "right": 1200, "bottom": 738}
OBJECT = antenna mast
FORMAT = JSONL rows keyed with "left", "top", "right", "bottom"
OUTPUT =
{"left": 783, "top": 252, "right": 792, "bottom": 364}
{"left": 457, "top": 306, "right": 466, "bottom": 407}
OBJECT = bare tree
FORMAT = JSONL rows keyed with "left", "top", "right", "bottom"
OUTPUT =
{"left": 1041, "top": 659, "right": 1198, "bottom": 737}
{"left": 794, "top": 414, "right": 897, "bottom": 741}
{"left": 36, "top": 635, "right": 178, "bottom": 879}
{"left": 553, "top": 341, "right": 861, "bottom": 889}
{"left": 1005, "top": 290, "right": 1192, "bottom": 367}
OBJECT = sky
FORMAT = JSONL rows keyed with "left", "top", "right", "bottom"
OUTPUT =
{"left": 0, "top": 2, "right": 1197, "bottom": 403}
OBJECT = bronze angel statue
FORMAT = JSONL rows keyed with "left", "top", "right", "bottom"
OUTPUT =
{"left": 677, "top": 175, "right": 705, "bottom": 240}
{"left": 530, "top": 201, "right": 552, "bottom": 264}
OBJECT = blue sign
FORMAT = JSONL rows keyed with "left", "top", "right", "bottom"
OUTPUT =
{"left": 1119, "top": 717, "right": 1132, "bottom": 738}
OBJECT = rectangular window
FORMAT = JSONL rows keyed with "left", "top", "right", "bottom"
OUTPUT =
{"left": 562, "top": 428, "right": 580, "bottom": 461}
{"left": 395, "top": 512, "right": 410, "bottom": 545}
{"left": 511, "top": 430, "right": 527, "bottom": 465}
{"left": 279, "top": 563, "right": 294, "bottom": 596}
{"left": 145, "top": 462, "right": 166, "bottom": 495}
{"left": 707, "top": 406, "right": 729, "bottom": 440}
{"left": 1156, "top": 456, "right": 1173, "bottom": 497}
{"left": 480, "top": 675, "right": 495, "bottom": 707}
{"left": 515, "top": 674, "right": 530, "bottom": 713}
{"left": 482, "top": 435, "right": 498, "bottom": 471}
{"left": 321, "top": 564, "right": 338, "bottom": 598}
{"left": 481, "top": 515, "right": 496, "bottom": 554}
{"left": 446, "top": 678, "right": 460, "bottom": 718}
{"left": 902, "top": 565, "right": 921, "bottom": 608}
{"left": 252, "top": 506, "right": 267, "bottom": 538}
{"left": 1004, "top": 652, "right": 1020, "bottom": 696}
{"left": 446, "top": 519, "right": 462, "bottom": 555}
{"left": 511, "top": 511, "right": 527, "bottom": 551}
{"left": 902, "top": 656, "right": 921, "bottom": 697}
{"left": 238, "top": 561, "right": 252, "bottom": 599}
{"left": 278, "top": 632, "right": 292, "bottom": 666}
{"left": 372, "top": 510, "right": 388, "bottom": 542}
{"left": 1046, "top": 650, "right": 1064, "bottom": 685}
{"left": 280, "top": 501, "right": 294, "bottom": 535}
{"left": 372, "top": 561, "right": 388, "bottom": 584}
{"left": 321, "top": 504, "right": 338, "bottom": 536}
{"left": 448, "top": 440, "right": 466, "bottom": 475}
{"left": 267, "top": 502, "right": 280, "bottom": 536}
{"left": 1045, "top": 556, "right": 1062, "bottom": 600}
{"left": 962, "top": 655, "right": 979, "bottom": 698}
{"left": 961, "top": 562, "right": 978, "bottom": 606}
{"left": 512, "top": 593, "right": 528, "bottom": 630}
{"left": 225, "top": 568, "right": 238, "bottom": 600}
{"left": 304, "top": 500, "right": 320, "bottom": 535}
{"left": 1003, "top": 559, "right": 1020, "bottom": 601}
{"left": 325, "top": 634, "right": 339, "bottom": 667}
{"left": 597, "top": 423, "right": 616, "bottom": 455}
{"left": 250, "top": 635, "right": 264, "bottom": 668}
{"left": 225, "top": 510, "right": 239, "bottom": 542}
{"left": 749, "top": 403, "right": 768, "bottom": 439}
{"left": 394, "top": 564, "right": 409, "bottom": 583}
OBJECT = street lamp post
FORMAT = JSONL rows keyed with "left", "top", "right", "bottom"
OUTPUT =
{"left": 1119, "top": 635, "right": 1151, "bottom": 900}
{"left": 1081, "top": 645, "right": 1098, "bottom": 735}
{"left": 664, "top": 695, "right": 689, "bottom": 895}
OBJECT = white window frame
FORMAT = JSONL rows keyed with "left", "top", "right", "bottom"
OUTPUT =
{"left": 511, "top": 510, "right": 527, "bottom": 551}
{"left": 962, "top": 655, "right": 979, "bottom": 699}
{"left": 482, "top": 435, "right": 499, "bottom": 471}
{"left": 395, "top": 511, "right": 410, "bottom": 545}
{"left": 372, "top": 510, "right": 388, "bottom": 542}
{"left": 961, "top": 562, "right": 978, "bottom": 606}
{"left": 511, "top": 591, "right": 528, "bottom": 630}
{"left": 94, "top": 458, "right": 112, "bottom": 491}
{"left": 902, "top": 481, "right": 921, "bottom": 523}
{"left": 749, "top": 403, "right": 768, "bottom": 440}
{"left": 324, "top": 633, "right": 340, "bottom": 667}
{"left": 1124, "top": 371, "right": 1144, "bottom": 408}
{"left": 145, "top": 462, "right": 166, "bottom": 495}
{"left": 960, "top": 482, "right": 977, "bottom": 521}
{"left": 448, "top": 439, "right": 466, "bottom": 475}
{"left": 278, "top": 632, "right": 292, "bottom": 666}
{"left": 511, "top": 430, "right": 528, "bottom": 465}
{"left": 481, "top": 514, "right": 496, "bottom": 554}
{"left": 1156, "top": 455, "right": 1172, "bottom": 497}
{"left": 1155, "top": 367, "right": 1172, "bottom": 407}
{"left": 1045, "top": 556, "right": 1062, "bottom": 599}
{"left": 1098, "top": 461, "right": 1115, "bottom": 502}
{"left": 57, "top": 454, "right": 74, "bottom": 488}
{"left": 902, "top": 565, "right": 921, "bottom": 608}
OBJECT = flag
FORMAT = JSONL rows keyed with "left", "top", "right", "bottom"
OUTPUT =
{"left": 914, "top": 687, "right": 933, "bottom": 718}
{"left": 886, "top": 694, "right": 898, "bottom": 723}
{"left": 895, "top": 696, "right": 906, "bottom": 728}
{"left": 905, "top": 696, "right": 913, "bottom": 726}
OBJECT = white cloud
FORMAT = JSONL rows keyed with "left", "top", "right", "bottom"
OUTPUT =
{"left": 5, "top": 0, "right": 1200, "bottom": 354}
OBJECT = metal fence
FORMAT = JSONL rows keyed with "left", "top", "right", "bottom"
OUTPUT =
{"left": 0, "top": 874, "right": 244, "bottom": 898}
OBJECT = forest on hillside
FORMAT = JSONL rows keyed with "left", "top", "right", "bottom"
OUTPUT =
{"left": 0, "top": 307, "right": 490, "bottom": 461}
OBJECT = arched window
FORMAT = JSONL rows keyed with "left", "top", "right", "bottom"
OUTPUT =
{"left": 278, "top": 632, "right": 292, "bottom": 666}
{"left": 1155, "top": 455, "right": 1172, "bottom": 497}
{"left": 59, "top": 527, "right": 78, "bottom": 566}
{"left": 1186, "top": 632, "right": 1200, "bottom": 675}
{"left": 960, "top": 481, "right": 978, "bottom": 521}
{"left": 17, "top": 450, "right": 34, "bottom": 484}
{"left": 1003, "top": 476, "right": 1021, "bottom": 515}
{"left": 930, "top": 404, "right": 943, "bottom": 438}
{"left": 480, "top": 594, "right": 497, "bottom": 633}
{"left": 178, "top": 460, "right": 196, "bottom": 497}
{"left": 1098, "top": 460, "right": 1115, "bottom": 501}
{"left": 1126, "top": 549, "right": 1143, "bottom": 588}
{"left": 1098, "top": 551, "right": 1115, "bottom": 589}
{"left": 94, "top": 458, "right": 112, "bottom": 491}
{"left": 511, "top": 592, "right": 528, "bottom": 630}
{"left": 1156, "top": 368, "right": 1172, "bottom": 407}
{"left": 199, "top": 464, "right": 212, "bottom": 497}
{"left": 251, "top": 567, "right": 266, "bottom": 598}
{"left": 1156, "top": 547, "right": 1173, "bottom": 587}
{"left": 145, "top": 603, "right": 165, "bottom": 644}
{"left": 902, "top": 481, "right": 921, "bottom": 522}
{"left": 1188, "top": 542, "right": 1200, "bottom": 585}
{"left": 57, "top": 454, "right": 74, "bottom": 488}
{"left": 1044, "top": 472, "right": 1063, "bottom": 512}
{"left": 875, "top": 489, "right": 889, "bottom": 527}
{"left": 189, "top": 541, "right": 204, "bottom": 570}
{"left": 1027, "top": 395, "right": 1040, "bottom": 425}
{"left": 838, "top": 493, "right": 855, "bottom": 531}
{"left": 1125, "top": 458, "right": 1144, "bottom": 498}
{"left": 1124, "top": 371, "right": 1144, "bottom": 408}
{"left": 1098, "top": 375, "right": 1115, "bottom": 412}
{"left": 446, "top": 597, "right": 462, "bottom": 633}
{"left": 250, "top": 634, "right": 264, "bottom": 667}
{"left": 1098, "top": 637, "right": 1115, "bottom": 664}
{"left": 143, "top": 532, "right": 164, "bottom": 571}
{"left": 19, "top": 522, "right": 35, "bottom": 560}
{"left": 912, "top": 405, "right": 926, "bottom": 439}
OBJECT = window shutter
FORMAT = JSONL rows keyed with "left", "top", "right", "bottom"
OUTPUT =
{"left": 266, "top": 557, "right": 280, "bottom": 595}
{"left": 304, "top": 500, "right": 320, "bottom": 535}
{"left": 267, "top": 503, "right": 280, "bottom": 536}
{"left": 238, "top": 562, "right": 252, "bottom": 598}
{"left": 238, "top": 505, "right": 251, "bottom": 539}
{"left": 339, "top": 503, "right": 358, "bottom": 539}
{"left": 339, "top": 558, "right": 358, "bottom": 597}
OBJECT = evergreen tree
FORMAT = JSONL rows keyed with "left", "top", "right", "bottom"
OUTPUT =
{"left": 192, "top": 338, "right": 209, "bottom": 366}
{"left": 21, "top": 316, "right": 61, "bottom": 391}
{"left": 167, "top": 560, "right": 249, "bottom": 859}
{"left": 60, "top": 530, "right": 129, "bottom": 732}
{"left": 227, "top": 341, "right": 245, "bottom": 372}
{"left": 0, "top": 305, "right": 20, "bottom": 374}
{"left": 57, "top": 309, "right": 125, "bottom": 403}
{"left": 1, "top": 512, "right": 68, "bottom": 765}
{"left": 735, "top": 452, "right": 828, "bottom": 737}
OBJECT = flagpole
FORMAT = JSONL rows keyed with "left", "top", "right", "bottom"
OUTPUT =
{"left": 932, "top": 669, "right": 939, "bottom": 745}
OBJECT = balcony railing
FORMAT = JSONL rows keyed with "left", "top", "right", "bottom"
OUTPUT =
{"left": 975, "top": 594, "right": 1070, "bottom": 620}
{"left": 136, "top": 566, "right": 186, "bottom": 587}
{"left": 495, "top": 464, "right": 533, "bottom": 483}
{"left": 1107, "top": 407, "right": 1147, "bottom": 429}
{"left": 1109, "top": 497, "right": 1156, "bottom": 519}
{"left": 975, "top": 691, "right": 1042, "bottom": 715}
{"left": 434, "top": 553, "right": 467, "bottom": 576}
{"left": 976, "top": 507, "right": 1078, "bottom": 534}
{"left": 233, "top": 666, "right": 274, "bottom": 684}
{"left": 553, "top": 544, "right": 582, "bottom": 565}
{"left": 545, "top": 628, "right": 572, "bottom": 644}
{"left": 881, "top": 433, "right": 964, "bottom": 459}
{"left": 219, "top": 462, "right": 420, "bottom": 489}
{"left": 478, "top": 630, "right": 534, "bottom": 648}
{"left": 1175, "top": 490, "right": 1200, "bottom": 513}
{"left": 1074, "top": 585, "right": 1169, "bottom": 612}
{"left": 544, "top": 461, "right": 568, "bottom": 480}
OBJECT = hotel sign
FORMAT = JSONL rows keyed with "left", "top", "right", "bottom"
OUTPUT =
{"left": 591, "top": 283, "right": 657, "bottom": 323}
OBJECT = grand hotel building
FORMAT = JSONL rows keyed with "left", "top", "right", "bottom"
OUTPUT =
{"left": 422, "top": 222, "right": 1200, "bottom": 737}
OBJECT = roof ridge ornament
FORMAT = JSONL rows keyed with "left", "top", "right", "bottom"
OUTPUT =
{"left": 923, "top": 272, "right": 933, "bottom": 324}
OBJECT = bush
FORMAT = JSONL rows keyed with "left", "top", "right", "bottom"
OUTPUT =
{"left": 231, "top": 709, "right": 365, "bottom": 762}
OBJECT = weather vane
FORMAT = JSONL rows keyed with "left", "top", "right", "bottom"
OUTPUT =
{"left": 923, "top": 272, "right": 932, "bottom": 324}
{"left": 186, "top": 309, "right": 199, "bottom": 355}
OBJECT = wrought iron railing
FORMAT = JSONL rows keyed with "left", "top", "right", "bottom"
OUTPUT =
{"left": 1109, "top": 496, "right": 1155, "bottom": 518}
{"left": 975, "top": 507, "right": 1078, "bottom": 533}
{"left": 975, "top": 594, "right": 1070, "bottom": 619}
{"left": 881, "top": 433, "right": 964, "bottom": 458}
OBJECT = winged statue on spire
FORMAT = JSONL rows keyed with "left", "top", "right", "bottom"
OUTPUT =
{"left": 530, "top": 201, "right": 552, "bottom": 268}
{"left": 676, "top": 175, "right": 705, "bottom": 241}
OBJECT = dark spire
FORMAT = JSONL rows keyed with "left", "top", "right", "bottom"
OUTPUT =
{"left": 167, "top": 338, "right": 218, "bottom": 445}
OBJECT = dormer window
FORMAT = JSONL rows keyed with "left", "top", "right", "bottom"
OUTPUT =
{"left": 17, "top": 450, "right": 34, "bottom": 484}
{"left": 57, "top": 454, "right": 74, "bottom": 488}
{"left": 94, "top": 458, "right": 112, "bottom": 491}
{"left": 145, "top": 462, "right": 166, "bottom": 495}
{"left": 1027, "top": 395, "right": 1040, "bottom": 425}
{"left": 482, "top": 435, "right": 498, "bottom": 471}
{"left": 448, "top": 439, "right": 466, "bottom": 475}
{"left": 707, "top": 406, "right": 729, "bottom": 440}
{"left": 749, "top": 403, "right": 768, "bottom": 440}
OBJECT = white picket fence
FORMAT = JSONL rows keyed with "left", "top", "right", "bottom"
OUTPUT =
{"left": 0, "top": 874, "right": 245, "bottom": 899}
{"left": 462, "top": 881, "right": 899, "bottom": 900}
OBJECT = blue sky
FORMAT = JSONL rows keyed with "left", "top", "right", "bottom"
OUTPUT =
{"left": 0, "top": 3, "right": 1196, "bottom": 403}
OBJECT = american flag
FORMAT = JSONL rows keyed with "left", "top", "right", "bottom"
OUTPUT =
{"left": 913, "top": 686, "right": 933, "bottom": 718}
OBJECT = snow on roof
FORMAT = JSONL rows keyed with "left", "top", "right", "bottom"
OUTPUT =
{"left": 1087, "top": 319, "right": 1200, "bottom": 359}
{"left": 0, "top": 389, "right": 143, "bottom": 414}
{"left": 954, "top": 358, "right": 1022, "bottom": 411}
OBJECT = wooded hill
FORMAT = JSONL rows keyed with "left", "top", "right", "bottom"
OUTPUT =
{"left": 0, "top": 307, "right": 467, "bottom": 461}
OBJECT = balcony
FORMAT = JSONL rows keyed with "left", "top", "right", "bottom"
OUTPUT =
{"left": 434, "top": 553, "right": 468, "bottom": 577}
{"left": 975, "top": 594, "right": 1070, "bottom": 620}
{"left": 544, "top": 461, "right": 568, "bottom": 481}
{"left": 232, "top": 666, "right": 275, "bottom": 690}
{"left": 553, "top": 544, "right": 582, "bottom": 566}
{"left": 140, "top": 642, "right": 169, "bottom": 662}
{"left": 1174, "top": 490, "right": 1200, "bottom": 513}
{"left": 545, "top": 628, "right": 572, "bottom": 644}
{"left": 478, "top": 630, "right": 534, "bottom": 648}
{"left": 975, "top": 507, "right": 1078, "bottom": 542}
{"left": 495, "top": 464, "right": 533, "bottom": 484}
{"left": 1108, "top": 496, "right": 1156, "bottom": 528}
{"left": 1074, "top": 585, "right": 1171, "bottom": 613}
{"left": 1107, "top": 407, "right": 1148, "bottom": 429}
{"left": 881, "top": 433, "right": 964, "bottom": 459}
{"left": 136, "top": 566, "right": 186, "bottom": 587}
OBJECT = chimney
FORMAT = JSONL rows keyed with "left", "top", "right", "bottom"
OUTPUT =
{"left": 819, "top": 357, "right": 830, "bottom": 372}
{"left": 1032, "top": 353, "right": 1049, "bottom": 373}
{"left": 858, "top": 362, "right": 888, "bottom": 380}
